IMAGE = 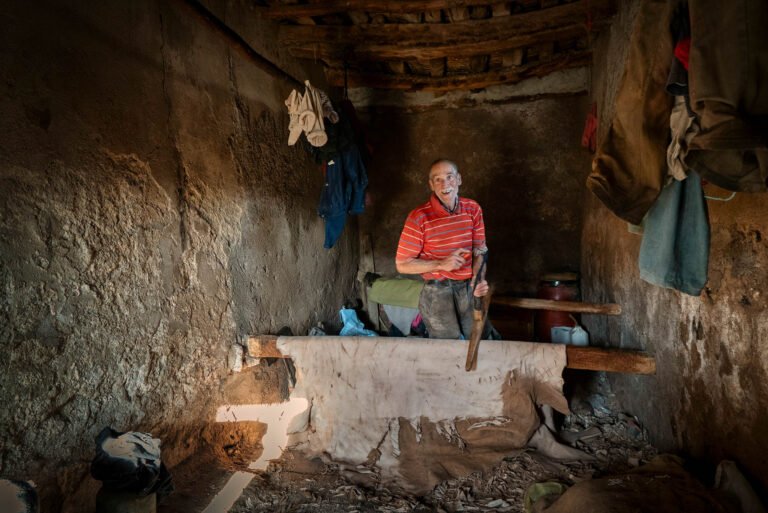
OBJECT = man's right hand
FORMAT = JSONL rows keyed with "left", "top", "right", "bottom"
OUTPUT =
{"left": 438, "top": 248, "right": 470, "bottom": 271}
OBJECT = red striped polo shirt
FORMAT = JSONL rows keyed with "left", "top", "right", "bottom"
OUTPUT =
{"left": 396, "top": 194, "right": 486, "bottom": 281}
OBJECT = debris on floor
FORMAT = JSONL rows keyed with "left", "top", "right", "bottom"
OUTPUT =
{"left": 228, "top": 406, "right": 660, "bottom": 513}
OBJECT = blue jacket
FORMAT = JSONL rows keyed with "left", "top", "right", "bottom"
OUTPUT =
{"left": 318, "top": 144, "right": 368, "bottom": 248}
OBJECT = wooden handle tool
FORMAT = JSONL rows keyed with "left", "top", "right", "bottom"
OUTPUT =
{"left": 465, "top": 252, "right": 489, "bottom": 371}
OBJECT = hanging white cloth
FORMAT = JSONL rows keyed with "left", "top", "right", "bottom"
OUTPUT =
{"left": 302, "top": 80, "right": 328, "bottom": 147}
{"left": 284, "top": 89, "right": 303, "bottom": 146}
{"left": 283, "top": 81, "right": 337, "bottom": 147}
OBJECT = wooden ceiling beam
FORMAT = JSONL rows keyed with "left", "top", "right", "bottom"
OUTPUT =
{"left": 424, "top": 9, "right": 443, "bottom": 23}
{"left": 286, "top": 24, "right": 587, "bottom": 62}
{"left": 324, "top": 50, "right": 591, "bottom": 91}
{"left": 491, "top": 3, "right": 509, "bottom": 17}
{"left": 347, "top": 11, "right": 370, "bottom": 24}
{"left": 447, "top": 7, "right": 470, "bottom": 22}
{"left": 262, "top": 0, "right": 506, "bottom": 19}
{"left": 278, "top": 0, "right": 613, "bottom": 46}
{"left": 408, "top": 58, "right": 447, "bottom": 77}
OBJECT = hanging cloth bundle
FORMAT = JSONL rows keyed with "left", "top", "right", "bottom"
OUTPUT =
{"left": 283, "top": 81, "right": 339, "bottom": 147}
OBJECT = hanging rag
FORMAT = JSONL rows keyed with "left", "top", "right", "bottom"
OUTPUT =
{"left": 301, "top": 81, "right": 328, "bottom": 147}
{"left": 638, "top": 171, "right": 710, "bottom": 296}
{"left": 283, "top": 81, "right": 332, "bottom": 147}
{"left": 284, "top": 89, "right": 304, "bottom": 146}
{"left": 667, "top": 96, "right": 700, "bottom": 181}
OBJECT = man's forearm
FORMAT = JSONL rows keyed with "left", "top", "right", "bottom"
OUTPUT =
{"left": 472, "top": 255, "right": 485, "bottom": 278}
{"left": 396, "top": 257, "right": 442, "bottom": 275}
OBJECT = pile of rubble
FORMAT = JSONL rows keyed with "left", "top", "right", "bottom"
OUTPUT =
{"left": 229, "top": 404, "right": 658, "bottom": 513}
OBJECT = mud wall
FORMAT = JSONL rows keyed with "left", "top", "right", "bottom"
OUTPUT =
{"left": 0, "top": 0, "right": 357, "bottom": 510}
{"left": 360, "top": 96, "right": 591, "bottom": 295}
{"left": 582, "top": 0, "right": 768, "bottom": 495}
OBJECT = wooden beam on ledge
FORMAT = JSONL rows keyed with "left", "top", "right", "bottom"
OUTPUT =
{"left": 245, "top": 335, "right": 656, "bottom": 375}
{"left": 277, "top": 0, "right": 613, "bottom": 47}
{"left": 287, "top": 24, "right": 587, "bottom": 62}
{"left": 493, "top": 297, "right": 622, "bottom": 315}
{"left": 565, "top": 346, "right": 655, "bottom": 375}
{"left": 246, "top": 335, "right": 281, "bottom": 358}
{"left": 324, "top": 50, "right": 591, "bottom": 91}
{"left": 262, "top": 0, "right": 508, "bottom": 19}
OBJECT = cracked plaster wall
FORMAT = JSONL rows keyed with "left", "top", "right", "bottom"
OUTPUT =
{"left": 0, "top": 1, "right": 356, "bottom": 510}
{"left": 582, "top": 0, "right": 768, "bottom": 497}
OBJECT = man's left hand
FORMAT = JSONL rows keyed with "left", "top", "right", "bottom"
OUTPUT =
{"left": 472, "top": 279, "right": 489, "bottom": 297}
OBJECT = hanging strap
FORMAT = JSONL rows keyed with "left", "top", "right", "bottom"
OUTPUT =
{"left": 343, "top": 60, "right": 349, "bottom": 100}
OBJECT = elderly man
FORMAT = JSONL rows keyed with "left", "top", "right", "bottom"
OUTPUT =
{"left": 395, "top": 159, "right": 489, "bottom": 339}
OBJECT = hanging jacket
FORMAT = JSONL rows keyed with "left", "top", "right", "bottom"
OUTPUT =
{"left": 318, "top": 144, "right": 368, "bottom": 248}
{"left": 586, "top": 0, "right": 674, "bottom": 224}
{"left": 684, "top": 0, "right": 768, "bottom": 192}
{"left": 308, "top": 96, "right": 370, "bottom": 248}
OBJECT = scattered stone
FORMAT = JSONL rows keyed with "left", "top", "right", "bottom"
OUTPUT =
{"left": 243, "top": 355, "right": 261, "bottom": 368}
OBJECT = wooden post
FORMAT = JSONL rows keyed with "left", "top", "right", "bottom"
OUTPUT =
{"left": 357, "top": 233, "right": 379, "bottom": 330}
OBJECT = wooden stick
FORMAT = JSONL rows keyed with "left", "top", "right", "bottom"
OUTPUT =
{"left": 465, "top": 289, "right": 492, "bottom": 372}
{"left": 245, "top": 336, "right": 655, "bottom": 375}
{"left": 492, "top": 297, "right": 622, "bottom": 315}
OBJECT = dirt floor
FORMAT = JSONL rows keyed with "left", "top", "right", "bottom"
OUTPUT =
{"left": 224, "top": 404, "right": 658, "bottom": 513}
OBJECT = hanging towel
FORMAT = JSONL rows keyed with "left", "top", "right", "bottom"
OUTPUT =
{"left": 638, "top": 171, "right": 709, "bottom": 296}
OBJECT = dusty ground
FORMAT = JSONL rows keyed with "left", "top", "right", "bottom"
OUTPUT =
{"left": 227, "top": 405, "right": 658, "bottom": 513}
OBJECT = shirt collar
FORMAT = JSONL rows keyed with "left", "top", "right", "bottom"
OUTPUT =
{"left": 429, "top": 194, "right": 461, "bottom": 217}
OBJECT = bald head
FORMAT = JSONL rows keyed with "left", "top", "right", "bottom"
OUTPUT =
{"left": 429, "top": 159, "right": 462, "bottom": 207}
{"left": 429, "top": 159, "right": 458, "bottom": 175}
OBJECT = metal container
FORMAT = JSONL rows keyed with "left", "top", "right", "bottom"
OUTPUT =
{"left": 535, "top": 272, "right": 579, "bottom": 343}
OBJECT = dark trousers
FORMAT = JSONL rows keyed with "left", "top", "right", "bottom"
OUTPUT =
{"left": 418, "top": 279, "right": 474, "bottom": 340}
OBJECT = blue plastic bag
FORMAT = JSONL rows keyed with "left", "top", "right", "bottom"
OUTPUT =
{"left": 339, "top": 308, "right": 378, "bottom": 337}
